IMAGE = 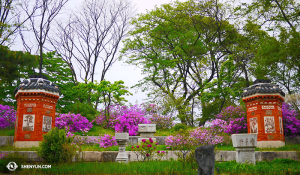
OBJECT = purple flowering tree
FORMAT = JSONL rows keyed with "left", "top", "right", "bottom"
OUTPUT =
{"left": 0, "top": 104, "right": 16, "bottom": 129}
{"left": 55, "top": 113, "right": 93, "bottom": 133}
{"left": 282, "top": 103, "right": 300, "bottom": 137}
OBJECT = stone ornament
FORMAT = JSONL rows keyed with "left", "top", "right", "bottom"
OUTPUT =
{"left": 279, "top": 117, "right": 283, "bottom": 134}
{"left": 250, "top": 117, "right": 258, "bottom": 133}
{"left": 138, "top": 124, "right": 157, "bottom": 143}
{"left": 264, "top": 116, "right": 275, "bottom": 134}
{"left": 232, "top": 134, "right": 257, "bottom": 164}
{"left": 115, "top": 133, "right": 129, "bottom": 163}
{"left": 42, "top": 116, "right": 52, "bottom": 132}
{"left": 195, "top": 145, "right": 215, "bottom": 175}
{"left": 138, "top": 124, "right": 156, "bottom": 132}
{"left": 22, "top": 114, "right": 35, "bottom": 131}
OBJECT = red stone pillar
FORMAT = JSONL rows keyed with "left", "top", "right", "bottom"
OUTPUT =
{"left": 13, "top": 75, "right": 60, "bottom": 148}
{"left": 242, "top": 79, "right": 285, "bottom": 148}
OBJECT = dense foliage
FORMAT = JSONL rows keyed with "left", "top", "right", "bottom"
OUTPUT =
{"left": 37, "top": 127, "right": 78, "bottom": 163}
{"left": 0, "top": 104, "right": 16, "bottom": 129}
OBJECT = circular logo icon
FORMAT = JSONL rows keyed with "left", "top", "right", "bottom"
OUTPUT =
{"left": 6, "top": 162, "right": 18, "bottom": 171}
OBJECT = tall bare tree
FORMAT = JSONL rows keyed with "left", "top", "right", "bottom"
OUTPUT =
{"left": 50, "top": 0, "right": 135, "bottom": 83}
{"left": 0, "top": 0, "right": 37, "bottom": 45}
{"left": 20, "top": 0, "right": 69, "bottom": 75}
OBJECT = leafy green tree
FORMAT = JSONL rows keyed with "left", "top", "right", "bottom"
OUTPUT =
{"left": 238, "top": 0, "right": 300, "bottom": 94}
{"left": 68, "top": 80, "right": 132, "bottom": 120}
{"left": 0, "top": 45, "right": 37, "bottom": 106}
{"left": 42, "top": 52, "right": 77, "bottom": 113}
{"left": 122, "top": 0, "right": 241, "bottom": 125}
{"left": 0, "top": 0, "right": 36, "bottom": 45}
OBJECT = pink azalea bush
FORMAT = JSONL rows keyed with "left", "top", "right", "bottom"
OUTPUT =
{"left": 96, "top": 134, "right": 118, "bottom": 148}
{"left": 0, "top": 153, "right": 8, "bottom": 159}
{"left": 55, "top": 113, "right": 93, "bottom": 133}
{"left": 94, "top": 104, "right": 151, "bottom": 136}
{"left": 148, "top": 114, "right": 174, "bottom": 130}
{"left": 282, "top": 103, "right": 300, "bottom": 137}
{"left": 0, "top": 104, "right": 16, "bottom": 129}
{"left": 211, "top": 106, "right": 247, "bottom": 134}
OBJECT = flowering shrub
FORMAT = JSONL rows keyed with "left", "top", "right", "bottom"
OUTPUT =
{"left": 131, "top": 138, "right": 163, "bottom": 161}
{"left": 282, "top": 103, "right": 300, "bottom": 137}
{"left": 213, "top": 106, "right": 247, "bottom": 134}
{"left": 96, "top": 134, "right": 118, "bottom": 148}
{"left": 0, "top": 153, "right": 8, "bottom": 159}
{"left": 165, "top": 125, "right": 231, "bottom": 160}
{"left": 148, "top": 114, "right": 173, "bottom": 130}
{"left": 55, "top": 113, "right": 93, "bottom": 133}
{"left": 94, "top": 105, "right": 150, "bottom": 136}
{"left": 0, "top": 104, "right": 16, "bottom": 129}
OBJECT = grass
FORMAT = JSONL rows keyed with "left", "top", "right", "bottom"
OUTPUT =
{"left": 13, "top": 161, "right": 198, "bottom": 175}
{"left": 0, "top": 128, "right": 14, "bottom": 136}
{"left": 216, "top": 159, "right": 300, "bottom": 175}
{"left": 6, "top": 159, "right": 300, "bottom": 175}
{"left": 215, "top": 143, "right": 300, "bottom": 152}
{"left": 73, "top": 125, "right": 115, "bottom": 136}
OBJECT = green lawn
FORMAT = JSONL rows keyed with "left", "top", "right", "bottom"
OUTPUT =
{"left": 3, "top": 159, "right": 299, "bottom": 175}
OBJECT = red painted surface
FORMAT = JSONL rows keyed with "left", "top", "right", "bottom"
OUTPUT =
{"left": 243, "top": 95, "right": 285, "bottom": 142}
{"left": 14, "top": 92, "right": 59, "bottom": 142}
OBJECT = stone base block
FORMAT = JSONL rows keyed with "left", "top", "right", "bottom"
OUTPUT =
{"left": 235, "top": 148, "right": 255, "bottom": 164}
{"left": 138, "top": 138, "right": 156, "bottom": 143}
{"left": 115, "top": 152, "right": 129, "bottom": 163}
{"left": 14, "top": 141, "right": 40, "bottom": 148}
{"left": 257, "top": 141, "right": 285, "bottom": 148}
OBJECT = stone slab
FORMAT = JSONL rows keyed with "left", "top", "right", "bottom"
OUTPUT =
{"left": 195, "top": 145, "right": 215, "bottom": 175}
{"left": 115, "top": 133, "right": 129, "bottom": 140}
{"left": 14, "top": 141, "right": 40, "bottom": 148}
{"left": 235, "top": 148, "right": 256, "bottom": 164}
{"left": 138, "top": 124, "right": 156, "bottom": 132}
{"left": 232, "top": 134, "right": 257, "bottom": 148}
{"left": 257, "top": 140, "right": 285, "bottom": 148}
{"left": 0, "top": 136, "right": 14, "bottom": 146}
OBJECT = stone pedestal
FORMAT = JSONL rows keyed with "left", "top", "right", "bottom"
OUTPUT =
{"left": 115, "top": 133, "right": 129, "bottom": 163}
{"left": 232, "top": 134, "right": 257, "bottom": 164}
{"left": 13, "top": 75, "right": 60, "bottom": 148}
{"left": 138, "top": 124, "right": 156, "bottom": 143}
{"left": 195, "top": 145, "right": 215, "bottom": 175}
{"left": 242, "top": 79, "right": 285, "bottom": 148}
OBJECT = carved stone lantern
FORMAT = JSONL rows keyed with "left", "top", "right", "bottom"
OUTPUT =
{"left": 13, "top": 75, "right": 60, "bottom": 148}
{"left": 242, "top": 79, "right": 285, "bottom": 148}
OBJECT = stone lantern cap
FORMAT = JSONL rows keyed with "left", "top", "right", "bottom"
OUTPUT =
{"left": 241, "top": 79, "right": 285, "bottom": 98}
{"left": 13, "top": 75, "right": 60, "bottom": 96}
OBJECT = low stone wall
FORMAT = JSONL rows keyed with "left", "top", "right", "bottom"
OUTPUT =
{"left": 1, "top": 136, "right": 299, "bottom": 146}
{"left": 0, "top": 150, "right": 298, "bottom": 162}
{"left": 285, "top": 136, "right": 300, "bottom": 145}
{"left": 0, "top": 136, "right": 168, "bottom": 146}
{"left": 0, "top": 136, "right": 14, "bottom": 146}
